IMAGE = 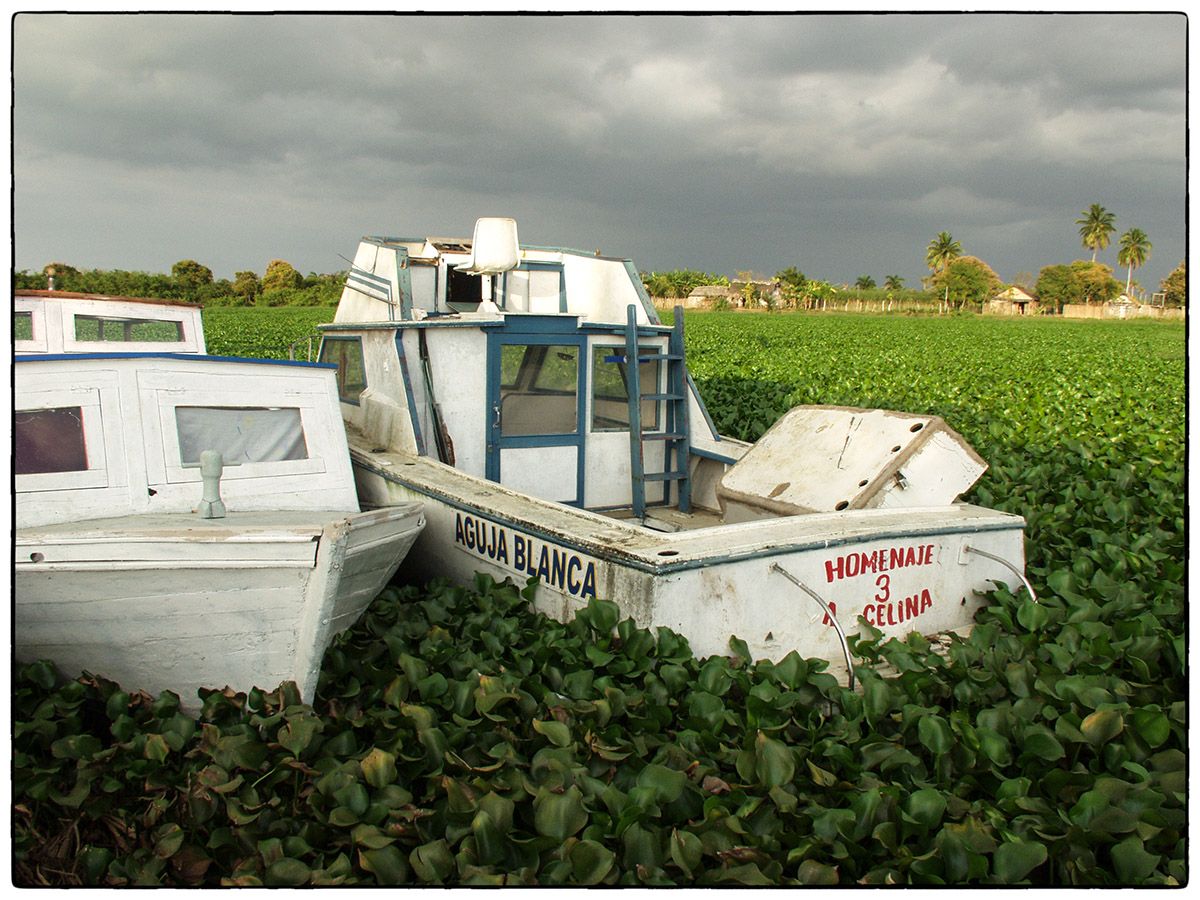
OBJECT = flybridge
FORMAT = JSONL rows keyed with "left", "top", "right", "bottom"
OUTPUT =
{"left": 317, "top": 217, "right": 1030, "bottom": 682}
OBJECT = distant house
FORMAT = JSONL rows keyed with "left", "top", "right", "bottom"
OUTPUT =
{"left": 683, "top": 284, "right": 740, "bottom": 308}
{"left": 986, "top": 286, "right": 1039, "bottom": 316}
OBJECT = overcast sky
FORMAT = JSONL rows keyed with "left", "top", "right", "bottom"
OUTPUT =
{"left": 12, "top": 12, "right": 1187, "bottom": 293}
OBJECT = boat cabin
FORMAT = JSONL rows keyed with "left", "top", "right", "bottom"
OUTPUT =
{"left": 321, "top": 219, "right": 739, "bottom": 526}
{"left": 15, "top": 290, "right": 206, "bottom": 356}
{"left": 15, "top": 354, "right": 358, "bottom": 529}
{"left": 320, "top": 219, "right": 985, "bottom": 530}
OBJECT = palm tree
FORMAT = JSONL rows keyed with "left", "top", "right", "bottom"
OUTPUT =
{"left": 855, "top": 275, "right": 876, "bottom": 290}
{"left": 926, "top": 233, "right": 962, "bottom": 312}
{"left": 1117, "top": 228, "right": 1152, "bottom": 296}
{"left": 1076, "top": 204, "right": 1116, "bottom": 262}
{"left": 925, "top": 232, "right": 962, "bottom": 275}
{"left": 884, "top": 275, "right": 904, "bottom": 291}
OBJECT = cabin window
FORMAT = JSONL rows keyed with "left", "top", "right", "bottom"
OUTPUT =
{"left": 174, "top": 406, "right": 308, "bottom": 466}
{"left": 15, "top": 407, "right": 88, "bottom": 474}
{"left": 591, "top": 346, "right": 662, "bottom": 432}
{"left": 445, "top": 268, "right": 483, "bottom": 312}
{"left": 499, "top": 344, "right": 578, "bottom": 436}
{"left": 318, "top": 337, "right": 367, "bottom": 403}
{"left": 14, "top": 311, "right": 34, "bottom": 341}
{"left": 74, "top": 315, "right": 184, "bottom": 343}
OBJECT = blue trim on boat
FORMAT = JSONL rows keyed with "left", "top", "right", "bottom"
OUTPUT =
{"left": 489, "top": 314, "right": 580, "bottom": 335}
{"left": 394, "top": 332, "right": 427, "bottom": 456}
{"left": 580, "top": 322, "right": 673, "bottom": 336}
{"left": 16, "top": 352, "right": 336, "bottom": 369}
{"left": 357, "top": 453, "right": 1025, "bottom": 576}
{"left": 485, "top": 328, "right": 587, "bottom": 506}
{"left": 691, "top": 446, "right": 738, "bottom": 465}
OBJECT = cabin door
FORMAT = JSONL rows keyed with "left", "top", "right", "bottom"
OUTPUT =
{"left": 486, "top": 330, "right": 585, "bottom": 506}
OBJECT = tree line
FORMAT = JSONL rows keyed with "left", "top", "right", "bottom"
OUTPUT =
{"left": 642, "top": 206, "right": 1185, "bottom": 314}
{"left": 16, "top": 210, "right": 1186, "bottom": 314}
{"left": 14, "top": 259, "right": 344, "bottom": 307}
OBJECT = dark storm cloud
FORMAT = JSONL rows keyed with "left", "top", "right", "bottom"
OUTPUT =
{"left": 13, "top": 12, "right": 1185, "bottom": 290}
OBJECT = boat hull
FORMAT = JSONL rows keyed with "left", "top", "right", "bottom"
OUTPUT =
{"left": 352, "top": 451, "right": 1025, "bottom": 675}
{"left": 15, "top": 504, "right": 425, "bottom": 709}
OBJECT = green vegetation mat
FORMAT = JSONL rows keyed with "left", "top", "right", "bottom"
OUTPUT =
{"left": 14, "top": 313, "right": 1185, "bottom": 886}
{"left": 203, "top": 306, "right": 336, "bottom": 360}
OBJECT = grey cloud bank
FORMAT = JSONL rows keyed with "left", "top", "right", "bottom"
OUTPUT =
{"left": 13, "top": 13, "right": 1186, "bottom": 292}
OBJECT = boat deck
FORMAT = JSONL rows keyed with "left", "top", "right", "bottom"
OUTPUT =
{"left": 348, "top": 433, "right": 1026, "bottom": 574}
{"left": 601, "top": 505, "right": 725, "bottom": 532}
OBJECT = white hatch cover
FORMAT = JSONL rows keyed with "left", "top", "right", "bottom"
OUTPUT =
{"left": 716, "top": 405, "right": 987, "bottom": 523}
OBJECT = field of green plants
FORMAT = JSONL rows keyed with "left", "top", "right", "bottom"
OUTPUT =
{"left": 13, "top": 311, "right": 1186, "bottom": 886}
{"left": 202, "top": 306, "right": 335, "bottom": 359}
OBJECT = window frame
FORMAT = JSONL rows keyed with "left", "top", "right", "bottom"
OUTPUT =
{"left": 589, "top": 343, "right": 663, "bottom": 433}
{"left": 72, "top": 313, "right": 185, "bottom": 344}
{"left": 498, "top": 262, "right": 566, "bottom": 313}
{"left": 14, "top": 388, "right": 111, "bottom": 493}
{"left": 14, "top": 299, "right": 48, "bottom": 353}
{"left": 318, "top": 335, "right": 368, "bottom": 405}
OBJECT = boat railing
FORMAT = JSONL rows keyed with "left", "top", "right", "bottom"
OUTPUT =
{"left": 769, "top": 562, "right": 856, "bottom": 691}
{"left": 288, "top": 334, "right": 322, "bottom": 362}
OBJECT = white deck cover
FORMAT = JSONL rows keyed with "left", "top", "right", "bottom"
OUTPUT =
{"left": 717, "top": 405, "right": 987, "bottom": 521}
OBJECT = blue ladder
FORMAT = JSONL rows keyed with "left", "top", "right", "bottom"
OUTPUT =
{"left": 624, "top": 304, "right": 691, "bottom": 519}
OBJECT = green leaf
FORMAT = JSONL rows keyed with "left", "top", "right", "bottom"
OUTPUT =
{"left": 264, "top": 858, "right": 311, "bottom": 887}
{"left": 479, "top": 791, "right": 515, "bottom": 833}
{"left": 669, "top": 828, "right": 703, "bottom": 877}
{"left": 993, "top": 839, "right": 1047, "bottom": 883}
{"left": 277, "top": 714, "right": 321, "bottom": 757}
{"left": 755, "top": 731, "right": 795, "bottom": 788}
{"left": 805, "top": 759, "right": 837, "bottom": 788}
{"left": 470, "top": 810, "right": 504, "bottom": 866}
{"left": 534, "top": 786, "right": 587, "bottom": 841}
{"left": 1021, "top": 725, "right": 1065, "bottom": 761}
{"left": 1016, "top": 599, "right": 1049, "bottom": 631}
{"left": 862, "top": 676, "right": 894, "bottom": 721}
{"left": 583, "top": 597, "right": 620, "bottom": 635}
{"left": 51, "top": 733, "right": 102, "bottom": 760}
{"left": 905, "top": 788, "right": 948, "bottom": 828}
{"left": 409, "top": 840, "right": 454, "bottom": 883}
{"left": 637, "top": 763, "right": 686, "bottom": 803}
{"left": 977, "top": 728, "right": 1012, "bottom": 767}
{"left": 918, "top": 714, "right": 953, "bottom": 754}
{"left": 1131, "top": 709, "right": 1170, "bottom": 748}
{"left": 153, "top": 823, "right": 185, "bottom": 859}
{"left": 1081, "top": 709, "right": 1125, "bottom": 746}
{"left": 360, "top": 748, "right": 397, "bottom": 788}
{"left": 143, "top": 733, "right": 171, "bottom": 763}
{"left": 1111, "top": 837, "right": 1161, "bottom": 884}
{"left": 532, "top": 719, "right": 572, "bottom": 748}
{"left": 569, "top": 839, "right": 615, "bottom": 885}
{"left": 796, "top": 859, "right": 839, "bottom": 885}
{"left": 361, "top": 845, "right": 410, "bottom": 885}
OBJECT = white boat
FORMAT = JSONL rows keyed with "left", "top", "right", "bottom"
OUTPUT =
{"left": 14, "top": 336, "right": 425, "bottom": 709}
{"left": 316, "top": 218, "right": 1030, "bottom": 681}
